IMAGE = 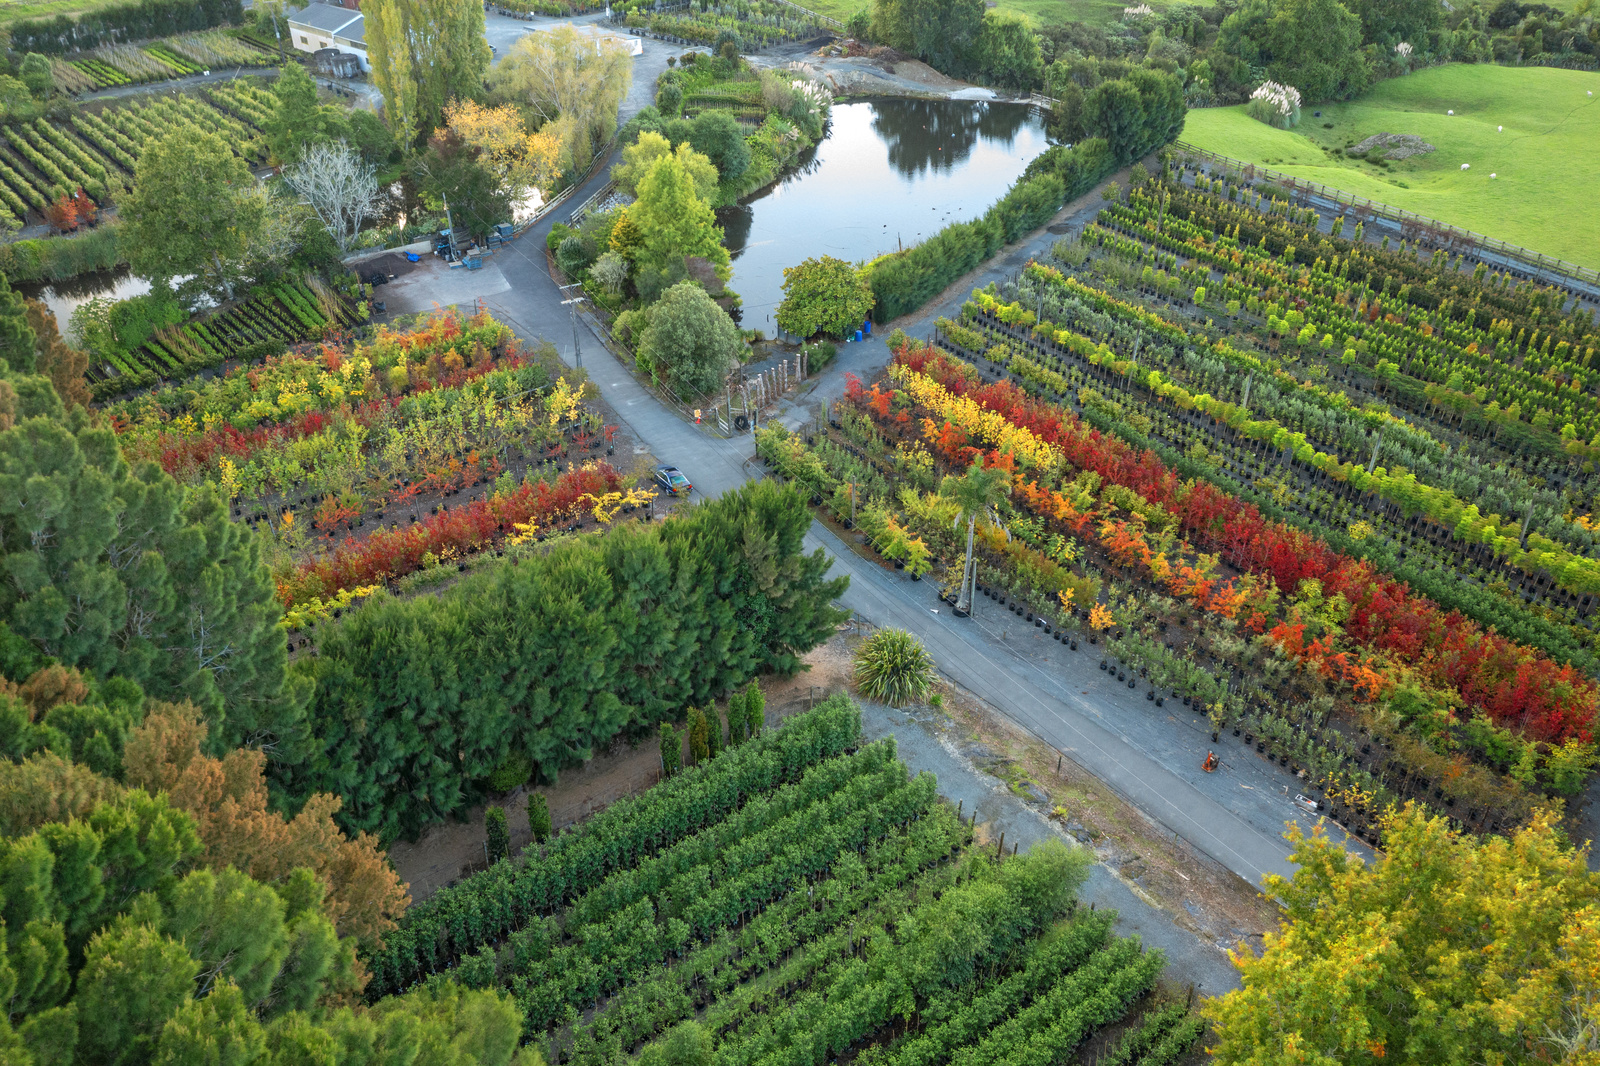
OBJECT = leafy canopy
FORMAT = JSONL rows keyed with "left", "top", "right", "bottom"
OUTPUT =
{"left": 629, "top": 152, "right": 729, "bottom": 299}
{"left": 490, "top": 24, "right": 632, "bottom": 174}
{"left": 613, "top": 131, "right": 719, "bottom": 202}
{"left": 640, "top": 281, "right": 743, "bottom": 398}
{"left": 777, "top": 255, "right": 875, "bottom": 340}
{"left": 120, "top": 127, "right": 263, "bottom": 299}
{"left": 1205, "top": 803, "right": 1600, "bottom": 1065}
{"left": 365, "top": 0, "right": 490, "bottom": 146}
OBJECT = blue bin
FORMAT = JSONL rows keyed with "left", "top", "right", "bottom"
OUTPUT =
{"left": 853, "top": 330, "right": 862, "bottom": 342}
{"left": 863, "top": 320, "right": 872, "bottom": 335}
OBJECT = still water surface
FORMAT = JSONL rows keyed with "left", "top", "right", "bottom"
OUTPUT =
{"left": 719, "top": 97, "right": 1049, "bottom": 332}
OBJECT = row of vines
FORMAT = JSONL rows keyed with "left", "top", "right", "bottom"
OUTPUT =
{"left": 364, "top": 696, "right": 1201, "bottom": 1065}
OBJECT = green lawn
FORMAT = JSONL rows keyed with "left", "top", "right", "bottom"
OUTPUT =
{"left": 994, "top": 0, "right": 1210, "bottom": 29}
{"left": 1180, "top": 65, "right": 1600, "bottom": 269}
{"left": 0, "top": 0, "right": 125, "bottom": 22}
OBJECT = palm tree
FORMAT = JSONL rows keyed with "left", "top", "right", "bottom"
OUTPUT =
{"left": 939, "top": 461, "right": 1011, "bottom": 617}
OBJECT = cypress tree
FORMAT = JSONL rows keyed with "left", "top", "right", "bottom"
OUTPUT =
{"left": 0, "top": 272, "right": 35, "bottom": 375}
{"left": 726, "top": 689, "right": 748, "bottom": 746}
{"left": 527, "top": 794, "right": 551, "bottom": 843}
{"left": 24, "top": 300, "right": 89, "bottom": 411}
{"left": 659, "top": 722, "right": 681, "bottom": 777}
{"left": 484, "top": 806, "right": 509, "bottom": 863}
{"left": 687, "top": 706, "right": 710, "bottom": 765}
{"left": 745, "top": 682, "right": 765, "bottom": 738}
{"left": 706, "top": 706, "right": 723, "bottom": 759}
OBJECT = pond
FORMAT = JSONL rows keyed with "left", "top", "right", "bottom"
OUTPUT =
{"left": 718, "top": 97, "right": 1050, "bottom": 334}
{"left": 19, "top": 270, "right": 153, "bottom": 343}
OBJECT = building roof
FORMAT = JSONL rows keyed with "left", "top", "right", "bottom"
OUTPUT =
{"left": 333, "top": 21, "right": 365, "bottom": 46}
{"left": 288, "top": 2, "right": 363, "bottom": 35}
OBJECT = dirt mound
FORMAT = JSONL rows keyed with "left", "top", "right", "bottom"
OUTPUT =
{"left": 1347, "top": 132, "right": 1436, "bottom": 160}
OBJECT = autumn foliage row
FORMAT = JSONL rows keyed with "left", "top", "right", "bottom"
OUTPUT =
{"left": 279, "top": 462, "right": 625, "bottom": 607}
{"left": 885, "top": 344, "right": 1598, "bottom": 743}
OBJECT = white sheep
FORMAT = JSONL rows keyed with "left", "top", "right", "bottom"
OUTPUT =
{"left": 1498, "top": 125, "right": 1503, "bottom": 132}
{"left": 1490, "top": 173, "right": 1497, "bottom": 178}
{"left": 1461, "top": 163, "right": 1470, "bottom": 170}
{"left": 1447, "top": 109, "right": 1454, "bottom": 115}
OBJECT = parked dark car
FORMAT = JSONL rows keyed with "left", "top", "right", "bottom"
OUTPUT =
{"left": 654, "top": 465, "right": 692, "bottom": 495}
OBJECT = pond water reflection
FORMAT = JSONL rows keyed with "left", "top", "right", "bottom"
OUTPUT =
{"left": 718, "top": 97, "right": 1048, "bottom": 332}
{"left": 19, "top": 270, "right": 153, "bottom": 343}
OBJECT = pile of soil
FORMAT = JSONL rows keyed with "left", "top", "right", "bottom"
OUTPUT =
{"left": 1347, "top": 132, "right": 1436, "bottom": 160}
{"left": 357, "top": 251, "right": 429, "bottom": 286}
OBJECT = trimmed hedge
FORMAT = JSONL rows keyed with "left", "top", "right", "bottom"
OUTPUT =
{"left": 9, "top": 0, "right": 241, "bottom": 54}
{"left": 865, "top": 138, "right": 1114, "bottom": 322}
{"left": 276, "top": 480, "right": 851, "bottom": 843}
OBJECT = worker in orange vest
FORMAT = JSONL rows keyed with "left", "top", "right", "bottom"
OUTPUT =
{"left": 1202, "top": 750, "right": 1218, "bottom": 773}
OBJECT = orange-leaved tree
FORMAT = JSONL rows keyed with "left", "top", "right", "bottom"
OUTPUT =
{"left": 123, "top": 702, "right": 410, "bottom": 947}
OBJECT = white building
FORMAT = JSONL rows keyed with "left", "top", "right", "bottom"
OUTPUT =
{"left": 286, "top": 3, "right": 369, "bottom": 71}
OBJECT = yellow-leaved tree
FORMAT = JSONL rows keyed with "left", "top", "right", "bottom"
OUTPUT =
{"left": 445, "top": 99, "right": 571, "bottom": 206}
{"left": 489, "top": 24, "right": 632, "bottom": 175}
{"left": 1205, "top": 803, "right": 1600, "bottom": 1065}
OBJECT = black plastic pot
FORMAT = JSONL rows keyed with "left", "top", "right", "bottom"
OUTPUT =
{"left": 1070, "top": 640, "right": 1078, "bottom": 650}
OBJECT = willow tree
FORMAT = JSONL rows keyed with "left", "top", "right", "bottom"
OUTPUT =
{"left": 365, "top": 0, "right": 491, "bottom": 147}
{"left": 490, "top": 24, "right": 632, "bottom": 175}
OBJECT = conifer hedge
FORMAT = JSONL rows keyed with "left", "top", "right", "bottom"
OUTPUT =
{"left": 279, "top": 480, "right": 849, "bottom": 842}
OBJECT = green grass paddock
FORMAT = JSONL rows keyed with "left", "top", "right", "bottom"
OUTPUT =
{"left": 1181, "top": 64, "right": 1600, "bottom": 269}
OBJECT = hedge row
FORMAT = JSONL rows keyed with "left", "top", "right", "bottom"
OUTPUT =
{"left": 8, "top": 0, "right": 241, "bottom": 54}
{"left": 0, "top": 222, "right": 123, "bottom": 282}
{"left": 365, "top": 695, "right": 863, "bottom": 996}
{"left": 864, "top": 137, "right": 1116, "bottom": 322}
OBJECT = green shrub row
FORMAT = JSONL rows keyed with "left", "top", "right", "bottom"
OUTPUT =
{"left": 0, "top": 222, "right": 123, "bottom": 282}
{"left": 277, "top": 480, "right": 850, "bottom": 842}
{"left": 365, "top": 693, "right": 863, "bottom": 995}
{"left": 866, "top": 138, "right": 1115, "bottom": 321}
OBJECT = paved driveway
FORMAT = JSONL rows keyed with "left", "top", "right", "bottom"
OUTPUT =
{"left": 455, "top": 178, "right": 1374, "bottom": 896}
